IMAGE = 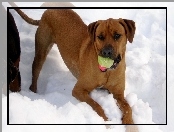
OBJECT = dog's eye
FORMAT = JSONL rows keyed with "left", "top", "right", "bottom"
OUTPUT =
{"left": 97, "top": 35, "right": 105, "bottom": 40}
{"left": 114, "top": 34, "right": 121, "bottom": 40}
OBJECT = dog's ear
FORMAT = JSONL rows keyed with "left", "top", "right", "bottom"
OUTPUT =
{"left": 119, "top": 18, "right": 136, "bottom": 43}
{"left": 88, "top": 21, "right": 99, "bottom": 42}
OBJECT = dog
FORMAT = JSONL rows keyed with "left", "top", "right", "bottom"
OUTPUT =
{"left": 7, "top": 10, "right": 21, "bottom": 92}
{"left": 13, "top": 8, "right": 136, "bottom": 124}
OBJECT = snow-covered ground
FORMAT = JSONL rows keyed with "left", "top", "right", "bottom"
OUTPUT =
{"left": 2, "top": 2, "right": 172, "bottom": 132}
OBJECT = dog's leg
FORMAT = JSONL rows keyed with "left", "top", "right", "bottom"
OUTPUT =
{"left": 113, "top": 93, "right": 133, "bottom": 124}
{"left": 9, "top": 57, "right": 21, "bottom": 92}
{"left": 72, "top": 81, "right": 108, "bottom": 121}
{"left": 30, "top": 25, "right": 54, "bottom": 93}
{"left": 108, "top": 72, "right": 133, "bottom": 124}
{"left": 126, "top": 125, "right": 139, "bottom": 132}
{"left": 9, "top": 71, "right": 21, "bottom": 92}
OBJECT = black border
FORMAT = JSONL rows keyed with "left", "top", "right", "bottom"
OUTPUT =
{"left": 7, "top": 6, "right": 167, "bottom": 125}
{"left": 8, "top": 6, "right": 167, "bottom": 9}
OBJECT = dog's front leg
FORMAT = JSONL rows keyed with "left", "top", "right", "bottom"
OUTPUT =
{"left": 72, "top": 81, "right": 108, "bottom": 121}
{"left": 113, "top": 93, "right": 133, "bottom": 124}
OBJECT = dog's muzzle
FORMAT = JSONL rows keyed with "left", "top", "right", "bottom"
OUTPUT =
{"left": 99, "top": 45, "right": 121, "bottom": 72}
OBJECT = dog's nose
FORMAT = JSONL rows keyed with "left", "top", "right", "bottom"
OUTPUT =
{"left": 101, "top": 45, "right": 114, "bottom": 58}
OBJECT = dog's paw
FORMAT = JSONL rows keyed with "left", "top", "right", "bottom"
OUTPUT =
{"left": 29, "top": 85, "right": 37, "bottom": 93}
{"left": 122, "top": 116, "right": 134, "bottom": 124}
{"left": 94, "top": 105, "right": 108, "bottom": 121}
{"left": 126, "top": 125, "right": 139, "bottom": 132}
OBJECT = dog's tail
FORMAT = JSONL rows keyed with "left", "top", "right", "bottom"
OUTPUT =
{"left": 8, "top": 2, "right": 40, "bottom": 26}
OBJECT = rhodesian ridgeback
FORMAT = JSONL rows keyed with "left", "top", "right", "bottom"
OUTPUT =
{"left": 13, "top": 8, "right": 136, "bottom": 124}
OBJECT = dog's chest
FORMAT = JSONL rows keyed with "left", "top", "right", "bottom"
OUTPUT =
{"left": 98, "top": 69, "right": 122, "bottom": 89}
{"left": 96, "top": 70, "right": 112, "bottom": 86}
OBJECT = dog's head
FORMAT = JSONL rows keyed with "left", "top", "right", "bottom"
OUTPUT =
{"left": 88, "top": 18, "right": 135, "bottom": 68}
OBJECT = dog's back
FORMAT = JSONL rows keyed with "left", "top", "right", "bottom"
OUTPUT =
{"left": 39, "top": 9, "right": 88, "bottom": 78}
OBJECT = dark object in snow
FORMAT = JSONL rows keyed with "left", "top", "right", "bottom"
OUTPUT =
{"left": 7, "top": 9, "right": 21, "bottom": 92}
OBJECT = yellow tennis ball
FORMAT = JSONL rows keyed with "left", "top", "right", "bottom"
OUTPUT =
{"left": 98, "top": 56, "right": 114, "bottom": 68}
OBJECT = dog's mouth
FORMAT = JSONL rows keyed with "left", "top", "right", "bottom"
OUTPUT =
{"left": 98, "top": 54, "right": 121, "bottom": 72}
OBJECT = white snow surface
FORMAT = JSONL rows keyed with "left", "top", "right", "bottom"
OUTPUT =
{"left": 2, "top": 2, "right": 173, "bottom": 132}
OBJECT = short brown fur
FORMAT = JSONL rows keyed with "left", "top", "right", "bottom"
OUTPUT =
{"left": 14, "top": 9, "right": 136, "bottom": 124}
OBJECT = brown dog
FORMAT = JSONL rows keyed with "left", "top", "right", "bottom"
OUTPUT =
{"left": 13, "top": 8, "right": 135, "bottom": 124}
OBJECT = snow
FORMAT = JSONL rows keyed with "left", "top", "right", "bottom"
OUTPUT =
{"left": 2, "top": 2, "right": 173, "bottom": 132}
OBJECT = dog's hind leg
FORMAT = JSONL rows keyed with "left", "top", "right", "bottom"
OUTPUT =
{"left": 30, "top": 25, "right": 54, "bottom": 93}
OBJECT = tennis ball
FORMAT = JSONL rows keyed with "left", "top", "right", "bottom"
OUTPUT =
{"left": 98, "top": 56, "right": 114, "bottom": 68}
